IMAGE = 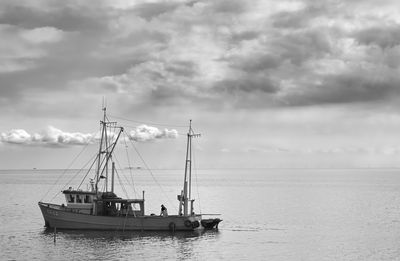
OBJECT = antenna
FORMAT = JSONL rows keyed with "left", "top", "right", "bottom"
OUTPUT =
{"left": 102, "top": 97, "right": 107, "bottom": 110}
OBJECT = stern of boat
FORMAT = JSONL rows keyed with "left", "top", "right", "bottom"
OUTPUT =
{"left": 200, "top": 217, "right": 222, "bottom": 230}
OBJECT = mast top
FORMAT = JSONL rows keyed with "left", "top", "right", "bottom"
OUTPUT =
{"left": 188, "top": 120, "right": 200, "bottom": 138}
{"left": 102, "top": 97, "right": 107, "bottom": 111}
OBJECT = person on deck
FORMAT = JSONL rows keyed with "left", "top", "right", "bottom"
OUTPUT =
{"left": 160, "top": 204, "right": 168, "bottom": 217}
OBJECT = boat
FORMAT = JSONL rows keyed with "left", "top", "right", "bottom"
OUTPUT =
{"left": 38, "top": 108, "right": 222, "bottom": 231}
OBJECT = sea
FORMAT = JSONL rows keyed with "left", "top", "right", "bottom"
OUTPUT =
{"left": 1, "top": 168, "right": 400, "bottom": 261}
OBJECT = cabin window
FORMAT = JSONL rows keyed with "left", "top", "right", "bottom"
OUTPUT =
{"left": 76, "top": 195, "right": 82, "bottom": 203}
{"left": 131, "top": 203, "right": 141, "bottom": 210}
{"left": 68, "top": 195, "right": 75, "bottom": 203}
{"left": 84, "top": 195, "right": 92, "bottom": 203}
{"left": 120, "top": 203, "right": 129, "bottom": 215}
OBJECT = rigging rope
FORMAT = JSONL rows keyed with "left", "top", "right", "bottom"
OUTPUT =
{"left": 115, "top": 122, "right": 187, "bottom": 136}
{"left": 115, "top": 168, "right": 129, "bottom": 198}
{"left": 123, "top": 132, "right": 138, "bottom": 197}
{"left": 113, "top": 155, "right": 136, "bottom": 198}
{"left": 40, "top": 143, "right": 90, "bottom": 202}
{"left": 109, "top": 114, "right": 188, "bottom": 128}
{"left": 192, "top": 142, "right": 202, "bottom": 214}
{"left": 127, "top": 137, "right": 178, "bottom": 213}
{"left": 77, "top": 155, "right": 98, "bottom": 190}
{"left": 49, "top": 152, "right": 97, "bottom": 202}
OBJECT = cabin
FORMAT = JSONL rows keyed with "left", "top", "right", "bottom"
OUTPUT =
{"left": 62, "top": 189, "right": 145, "bottom": 217}
{"left": 62, "top": 189, "right": 96, "bottom": 214}
{"left": 95, "top": 198, "right": 144, "bottom": 217}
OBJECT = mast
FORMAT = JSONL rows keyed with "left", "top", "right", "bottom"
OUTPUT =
{"left": 95, "top": 107, "right": 123, "bottom": 195}
{"left": 179, "top": 120, "right": 200, "bottom": 216}
{"left": 95, "top": 107, "right": 107, "bottom": 195}
{"left": 111, "top": 162, "right": 115, "bottom": 193}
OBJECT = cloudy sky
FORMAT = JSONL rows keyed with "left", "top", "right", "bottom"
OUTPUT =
{"left": 1, "top": 0, "right": 400, "bottom": 169}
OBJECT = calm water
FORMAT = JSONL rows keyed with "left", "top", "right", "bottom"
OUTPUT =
{"left": 1, "top": 169, "right": 400, "bottom": 260}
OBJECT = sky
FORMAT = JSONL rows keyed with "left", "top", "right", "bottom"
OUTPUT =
{"left": 1, "top": 0, "right": 400, "bottom": 169}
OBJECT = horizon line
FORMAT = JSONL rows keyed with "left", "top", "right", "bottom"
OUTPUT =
{"left": 2, "top": 167, "right": 400, "bottom": 171}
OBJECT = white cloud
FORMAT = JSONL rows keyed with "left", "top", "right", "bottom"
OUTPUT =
{"left": 33, "top": 126, "right": 94, "bottom": 145}
{"left": 1, "top": 124, "right": 179, "bottom": 146}
{"left": 0, "top": 129, "right": 31, "bottom": 144}
{"left": 0, "top": 126, "right": 94, "bottom": 146}
{"left": 128, "top": 125, "right": 178, "bottom": 142}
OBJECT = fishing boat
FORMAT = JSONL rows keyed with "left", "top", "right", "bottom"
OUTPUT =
{"left": 38, "top": 108, "right": 221, "bottom": 231}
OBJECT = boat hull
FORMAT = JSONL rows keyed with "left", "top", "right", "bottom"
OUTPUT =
{"left": 38, "top": 202, "right": 201, "bottom": 231}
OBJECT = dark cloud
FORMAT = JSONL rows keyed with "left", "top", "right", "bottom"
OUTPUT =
{"left": 216, "top": 75, "right": 278, "bottom": 94}
{"left": 272, "top": 11, "right": 310, "bottom": 29}
{"left": 1, "top": 0, "right": 400, "bottom": 114}
{"left": 132, "top": 2, "right": 181, "bottom": 21}
{"left": 230, "top": 30, "right": 260, "bottom": 43}
{"left": 275, "top": 29, "right": 332, "bottom": 65}
{"left": 165, "top": 60, "right": 197, "bottom": 77}
{"left": 355, "top": 24, "right": 400, "bottom": 49}
{"left": 0, "top": 2, "right": 110, "bottom": 32}
{"left": 283, "top": 72, "right": 400, "bottom": 106}
{"left": 227, "top": 53, "right": 282, "bottom": 72}
{"left": 272, "top": 9, "right": 313, "bottom": 29}
{"left": 271, "top": 3, "right": 334, "bottom": 29}
{"left": 211, "top": 0, "right": 249, "bottom": 14}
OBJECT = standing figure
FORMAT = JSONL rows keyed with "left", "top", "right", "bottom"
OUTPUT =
{"left": 160, "top": 204, "right": 168, "bottom": 217}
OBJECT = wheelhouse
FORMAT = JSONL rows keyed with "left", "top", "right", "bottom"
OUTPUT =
{"left": 62, "top": 189, "right": 97, "bottom": 214}
{"left": 94, "top": 198, "right": 145, "bottom": 217}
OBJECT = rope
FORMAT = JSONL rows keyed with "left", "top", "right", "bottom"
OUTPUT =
{"left": 115, "top": 167, "right": 129, "bottom": 198}
{"left": 49, "top": 150, "right": 98, "bottom": 202}
{"left": 77, "top": 154, "right": 98, "bottom": 189}
{"left": 192, "top": 142, "right": 202, "bottom": 214}
{"left": 48, "top": 154, "right": 96, "bottom": 202}
{"left": 113, "top": 155, "right": 136, "bottom": 198}
{"left": 117, "top": 122, "right": 186, "bottom": 136}
{"left": 109, "top": 114, "right": 188, "bottom": 128}
{"left": 40, "top": 143, "right": 90, "bottom": 202}
{"left": 112, "top": 147, "right": 142, "bottom": 199}
{"left": 128, "top": 137, "right": 178, "bottom": 213}
{"left": 123, "top": 132, "right": 138, "bottom": 197}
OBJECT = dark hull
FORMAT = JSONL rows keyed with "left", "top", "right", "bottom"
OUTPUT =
{"left": 39, "top": 202, "right": 201, "bottom": 231}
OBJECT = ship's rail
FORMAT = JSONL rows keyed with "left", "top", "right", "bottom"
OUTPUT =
{"left": 39, "top": 202, "right": 92, "bottom": 215}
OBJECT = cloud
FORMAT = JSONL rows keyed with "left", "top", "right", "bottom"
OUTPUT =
{"left": 128, "top": 125, "right": 178, "bottom": 142}
{"left": 278, "top": 68, "right": 399, "bottom": 106}
{"left": 0, "top": 1, "right": 110, "bottom": 32}
{"left": 131, "top": 2, "right": 182, "bottom": 20}
{"left": 2, "top": 0, "right": 400, "bottom": 113}
{"left": 1, "top": 126, "right": 94, "bottom": 146}
{"left": 0, "top": 24, "right": 58, "bottom": 73}
{"left": 0, "top": 129, "right": 31, "bottom": 144}
{"left": 0, "top": 124, "right": 179, "bottom": 146}
{"left": 20, "top": 26, "right": 64, "bottom": 44}
{"left": 355, "top": 24, "right": 400, "bottom": 49}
